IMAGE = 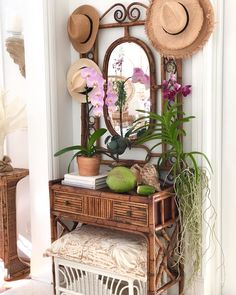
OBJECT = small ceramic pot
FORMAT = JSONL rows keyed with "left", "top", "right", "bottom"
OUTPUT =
{"left": 77, "top": 155, "right": 101, "bottom": 176}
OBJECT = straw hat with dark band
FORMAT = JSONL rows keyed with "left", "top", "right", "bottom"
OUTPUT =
{"left": 145, "top": 0, "right": 215, "bottom": 59}
{"left": 67, "top": 5, "right": 99, "bottom": 54}
{"left": 67, "top": 58, "right": 102, "bottom": 103}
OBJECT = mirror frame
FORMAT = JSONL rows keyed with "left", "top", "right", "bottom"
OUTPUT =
{"left": 103, "top": 36, "right": 157, "bottom": 137}
{"left": 79, "top": 2, "right": 182, "bottom": 165}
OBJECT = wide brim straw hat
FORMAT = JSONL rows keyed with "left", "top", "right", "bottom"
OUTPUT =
{"left": 67, "top": 58, "right": 102, "bottom": 103}
{"left": 67, "top": 5, "right": 99, "bottom": 54}
{"left": 145, "top": 0, "right": 215, "bottom": 59}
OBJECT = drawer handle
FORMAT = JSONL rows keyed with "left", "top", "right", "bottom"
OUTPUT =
{"left": 64, "top": 200, "right": 70, "bottom": 206}
{"left": 126, "top": 210, "right": 132, "bottom": 217}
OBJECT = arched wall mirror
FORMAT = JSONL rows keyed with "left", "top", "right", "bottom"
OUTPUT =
{"left": 80, "top": 2, "right": 182, "bottom": 164}
{"left": 103, "top": 36, "right": 156, "bottom": 138}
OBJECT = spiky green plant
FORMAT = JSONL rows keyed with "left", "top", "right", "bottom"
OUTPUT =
{"left": 132, "top": 100, "right": 213, "bottom": 283}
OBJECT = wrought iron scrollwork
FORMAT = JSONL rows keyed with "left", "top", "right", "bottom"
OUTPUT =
{"left": 113, "top": 4, "right": 127, "bottom": 23}
{"left": 100, "top": 2, "right": 147, "bottom": 24}
{"left": 127, "top": 2, "right": 148, "bottom": 22}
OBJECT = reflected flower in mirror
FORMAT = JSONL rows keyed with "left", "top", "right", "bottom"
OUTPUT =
{"left": 132, "top": 68, "right": 150, "bottom": 90}
{"left": 106, "top": 68, "right": 150, "bottom": 156}
{"left": 112, "top": 51, "right": 124, "bottom": 75}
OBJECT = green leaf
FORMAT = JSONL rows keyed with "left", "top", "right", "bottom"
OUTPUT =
{"left": 185, "top": 153, "right": 199, "bottom": 180}
{"left": 88, "top": 128, "right": 107, "bottom": 150}
{"left": 54, "top": 145, "right": 86, "bottom": 157}
{"left": 67, "top": 151, "right": 81, "bottom": 173}
{"left": 189, "top": 151, "right": 213, "bottom": 172}
{"left": 104, "top": 135, "right": 111, "bottom": 145}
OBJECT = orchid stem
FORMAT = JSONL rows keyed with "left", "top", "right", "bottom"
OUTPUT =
{"left": 85, "top": 88, "right": 90, "bottom": 149}
{"left": 120, "top": 106, "right": 123, "bottom": 138}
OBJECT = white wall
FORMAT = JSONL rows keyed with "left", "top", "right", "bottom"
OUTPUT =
{"left": 222, "top": 0, "right": 236, "bottom": 294}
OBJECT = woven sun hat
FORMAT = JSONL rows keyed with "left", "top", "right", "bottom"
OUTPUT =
{"left": 67, "top": 58, "right": 102, "bottom": 103}
{"left": 145, "top": 0, "right": 215, "bottom": 59}
{"left": 67, "top": 5, "right": 99, "bottom": 54}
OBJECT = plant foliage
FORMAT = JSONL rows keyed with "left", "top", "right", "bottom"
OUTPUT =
{"left": 132, "top": 99, "right": 215, "bottom": 284}
{"left": 54, "top": 128, "right": 107, "bottom": 172}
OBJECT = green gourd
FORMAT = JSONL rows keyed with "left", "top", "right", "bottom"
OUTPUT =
{"left": 137, "top": 185, "right": 156, "bottom": 196}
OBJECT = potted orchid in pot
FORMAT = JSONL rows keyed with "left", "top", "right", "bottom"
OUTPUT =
{"left": 54, "top": 59, "right": 117, "bottom": 176}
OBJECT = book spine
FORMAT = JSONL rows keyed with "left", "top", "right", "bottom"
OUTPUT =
{"left": 64, "top": 178, "right": 107, "bottom": 185}
{"left": 64, "top": 175, "right": 107, "bottom": 184}
{"left": 61, "top": 180, "right": 107, "bottom": 189}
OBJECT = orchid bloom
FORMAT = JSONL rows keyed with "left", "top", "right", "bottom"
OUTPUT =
{"left": 80, "top": 67, "right": 97, "bottom": 81}
{"left": 104, "top": 82, "right": 117, "bottom": 113}
{"left": 87, "top": 73, "right": 105, "bottom": 90}
{"left": 80, "top": 67, "right": 107, "bottom": 117}
{"left": 161, "top": 74, "right": 191, "bottom": 101}
{"left": 92, "top": 104, "right": 103, "bottom": 117}
{"left": 131, "top": 68, "right": 150, "bottom": 89}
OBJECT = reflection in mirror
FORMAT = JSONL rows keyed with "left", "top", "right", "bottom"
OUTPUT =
{"left": 107, "top": 42, "right": 151, "bottom": 137}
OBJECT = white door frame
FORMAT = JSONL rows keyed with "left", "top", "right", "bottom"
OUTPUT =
{"left": 24, "top": 0, "right": 58, "bottom": 282}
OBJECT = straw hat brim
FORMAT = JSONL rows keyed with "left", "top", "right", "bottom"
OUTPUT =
{"left": 67, "top": 5, "right": 99, "bottom": 54}
{"left": 67, "top": 58, "right": 102, "bottom": 103}
{"left": 145, "top": 0, "right": 215, "bottom": 59}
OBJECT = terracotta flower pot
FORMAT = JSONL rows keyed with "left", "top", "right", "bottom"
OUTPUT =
{"left": 77, "top": 155, "right": 101, "bottom": 176}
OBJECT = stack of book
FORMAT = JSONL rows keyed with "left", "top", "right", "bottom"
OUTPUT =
{"left": 61, "top": 172, "right": 108, "bottom": 189}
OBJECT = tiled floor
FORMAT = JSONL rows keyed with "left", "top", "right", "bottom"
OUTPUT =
{"left": 1, "top": 280, "right": 53, "bottom": 295}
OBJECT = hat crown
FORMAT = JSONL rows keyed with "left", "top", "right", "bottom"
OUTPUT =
{"left": 71, "top": 70, "right": 87, "bottom": 93}
{"left": 67, "top": 5, "right": 99, "bottom": 54}
{"left": 160, "top": 2, "right": 188, "bottom": 35}
{"left": 67, "top": 58, "right": 102, "bottom": 103}
{"left": 69, "top": 14, "right": 91, "bottom": 43}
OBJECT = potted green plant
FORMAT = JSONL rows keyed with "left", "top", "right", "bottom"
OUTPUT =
{"left": 54, "top": 63, "right": 117, "bottom": 176}
{"left": 132, "top": 74, "right": 214, "bottom": 283}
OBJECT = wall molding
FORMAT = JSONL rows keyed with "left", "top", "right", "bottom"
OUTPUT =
{"left": 191, "top": 0, "right": 224, "bottom": 294}
{"left": 24, "top": 0, "right": 57, "bottom": 283}
{"left": 44, "top": 0, "right": 59, "bottom": 180}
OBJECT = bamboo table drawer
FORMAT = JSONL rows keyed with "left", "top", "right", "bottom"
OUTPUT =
{"left": 54, "top": 192, "right": 84, "bottom": 214}
{"left": 112, "top": 201, "right": 148, "bottom": 226}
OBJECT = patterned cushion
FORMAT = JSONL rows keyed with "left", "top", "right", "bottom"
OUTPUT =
{"left": 45, "top": 225, "right": 147, "bottom": 280}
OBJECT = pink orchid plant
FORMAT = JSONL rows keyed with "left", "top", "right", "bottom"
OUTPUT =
{"left": 54, "top": 66, "right": 118, "bottom": 171}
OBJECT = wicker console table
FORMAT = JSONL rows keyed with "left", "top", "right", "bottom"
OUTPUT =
{"left": 0, "top": 168, "right": 29, "bottom": 280}
{"left": 49, "top": 180, "right": 183, "bottom": 295}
